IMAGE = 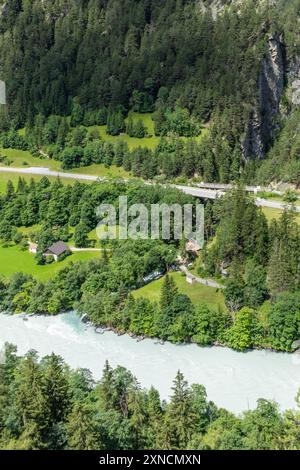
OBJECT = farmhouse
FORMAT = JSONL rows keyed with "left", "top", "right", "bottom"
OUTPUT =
{"left": 44, "top": 241, "right": 70, "bottom": 262}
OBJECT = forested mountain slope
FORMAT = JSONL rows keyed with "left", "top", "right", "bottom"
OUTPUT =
{"left": 0, "top": 0, "right": 300, "bottom": 182}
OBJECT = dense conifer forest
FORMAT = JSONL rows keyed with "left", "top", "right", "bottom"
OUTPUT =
{"left": 0, "top": 0, "right": 300, "bottom": 453}
{"left": 0, "top": 344, "right": 299, "bottom": 450}
{"left": 0, "top": 0, "right": 300, "bottom": 183}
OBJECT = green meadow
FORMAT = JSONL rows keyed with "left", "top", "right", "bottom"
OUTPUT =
{"left": 261, "top": 206, "right": 300, "bottom": 224}
{"left": 0, "top": 113, "right": 208, "bottom": 191}
{"left": 93, "top": 112, "right": 160, "bottom": 150}
{"left": 88, "top": 112, "right": 208, "bottom": 150}
{"left": 68, "top": 163, "right": 131, "bottom": 179}
{"left": 0, "top": 147, "right": 61, "bottom": 170}
{"left": 0, "top": 148, "right": 132, "bottom": 180}
{"left": 0, "top": 244, "right": 101, "bottom": 281}
{"left": 134, "top": 272, "right": 225, "bottom": 310}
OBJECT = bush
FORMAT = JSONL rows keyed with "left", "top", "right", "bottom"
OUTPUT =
{"left": 58, "top": 251, "right": 71, "bottom": 262}
{"left": 19, "top": 239, "right": 29, "bottom": 251}
{"left": 268, "top": 293, "right": 300, "bottom": 352}
{"left": 224, "top": 308, "right": 263, "bottom": 351}
{"left": 13, "top": 232, "right": 23, "bottom": 245}
{"left": 35, "top": 252, "right": 46, "bottom": 265}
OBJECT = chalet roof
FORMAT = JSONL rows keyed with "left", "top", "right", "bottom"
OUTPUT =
{"left": 45, "top": 241, "right": 69, "bottom": 257}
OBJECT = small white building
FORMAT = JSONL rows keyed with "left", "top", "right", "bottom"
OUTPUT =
{"left": 29, "top": 242, "right": 38, "bottom": 254}
{"left": 186, "top": 274, "right": 196, "bottom": 285}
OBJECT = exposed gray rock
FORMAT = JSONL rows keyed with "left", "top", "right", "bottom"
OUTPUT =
{"left": 242, "top": 109, "right": 265, "bottom": 160}
{"left": 0, "top": 1, "right": 8, "bottom": 17}
{"left": 292, "top": 339, "right": 300, "bottom": 350}
{"left": 291, "top": 80, "right": 300, "bottom": 106}
{"left": 243, "top": 33, "right": 285, "bottom": 159}
{"left": 196, "top": 0, "right": 233, "bottom": 20}
{"left": 196, "top": 0, "right": 278, "bottom": 20}
{"left": 287, "top": 57, "right": 300, "bottom": 106}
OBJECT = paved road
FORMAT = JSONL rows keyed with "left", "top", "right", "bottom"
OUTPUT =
{"left": 0, "top": 166, "right": 103, "bottom": 181}
{"left": 1, "top": 166, "right": 299, "bottom": 212}
{"left": 70, "top": 247, "right": 106, "bottom": 252}
{"left": 179, "top": 265, "right": 225, "bottom": 289}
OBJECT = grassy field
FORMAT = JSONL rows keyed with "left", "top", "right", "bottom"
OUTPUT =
{"left": 0, "top": 164, "right": 131, "bottom": 194}
{"left": 88, "top": 112, "right": 208, "bottom": 151}
{"left": 134, "top": 272, "right": 225, "bottom": 310}
{"left": 0, "top": 113, "right": 208, "bottom": 187}
{"left": 127, "top": 112, "right": 156, "bottom": 135}
{"left": 0, "top": 244, "right": 101, "bottom": 281}
{"left": 261, "top": 206, "right": 300, "bottom": 224}
{"left": 89, "top": 112, "right": 160, "bottom": 150}
{"left": 0, "top": 172, "right": 90, "bottom": 193}
{"left": 0, "top": 148, "right": 61, "bottom": 170}
{"left": 17, "top": 225, "right": 41, "bottom": 236}
{"left": 0, "top": 147, "right": 132, "bottom": 178}
{"left": 69, "top": 163, "right": 131, "bottom": 179}
{"left": 257, "top": 191, "right": 300, "bottom": 206}
{"left": 17, "top": 225, "right": 99, "bottom": 247}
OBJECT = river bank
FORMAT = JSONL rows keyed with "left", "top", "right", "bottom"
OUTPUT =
{"left": 0, "top": 311, "right": 299, "bottom": 413}
{"left": 4, "top": 309, "right": 300, "bottom": 354}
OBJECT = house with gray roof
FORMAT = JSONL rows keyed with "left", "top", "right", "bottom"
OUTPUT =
{"left": 44, "top": 241, "right": 70, "bottom": 261}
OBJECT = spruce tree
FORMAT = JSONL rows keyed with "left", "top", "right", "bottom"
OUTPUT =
{"left": 163, "top": 371, "right": 197, "bottom": 449}
{"left": 66, "top": 402, "right": 100, "bottom": 450}
{"left": 41, "top": 354, "right": 72, "bottom": 425}
{"left": 160, "top": 274, "right": 178, "bottom": 311}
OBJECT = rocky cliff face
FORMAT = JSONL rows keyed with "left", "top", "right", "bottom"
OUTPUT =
{"left": 197, "top": 2, "right": 286, "bottom": 160}
{"left": 197, "top": 0, "right": 233, "bottom": 19}
{"left": 197, "top": 0, "right": 278, "bottom": 19}
{"left": 243, "top": 33, "right": 285, "bottom": 159}
{"left": 287, "top": 57, "right": 300, "bottom": 106}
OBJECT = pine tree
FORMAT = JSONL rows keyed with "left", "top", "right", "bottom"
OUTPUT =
{"left": 5, "top": 180, "right": 14, "bottom": 200}
{"left": 128, "top": 385, "right": 146, "bottom": 448}
{"left": 57, "top": 118, "right": 70, "bottom": 147}
{"left": 16, "top": 177, "right": 27, "bottom": 195}
{"left": 162, "top": 371, "right": 197, "bottom": 449}
{"left": 126, "top": 115, "right": 134, "bottom": 136}
{"left": 66, "top": 402, "right": 100, "bottom": 450}
{"left": 134, "top": 119, "right": 146, "bottom": 138}
{"left": 12, "top": 352, "right": 50, "bottom": 447}
{"left": 160, "top": 274, "right": 178, "bottom": 311}
{"left": 41, "top": 353, "right": 72, "bottom": 425}
{"left": 98, "top": 360, "right": 114, "bottom": 411}
{"left": 74, "top": 221, "right": 90, "bottom": 248}
{"left": 267, "top": 239, "right": 293, "bottom": 297}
